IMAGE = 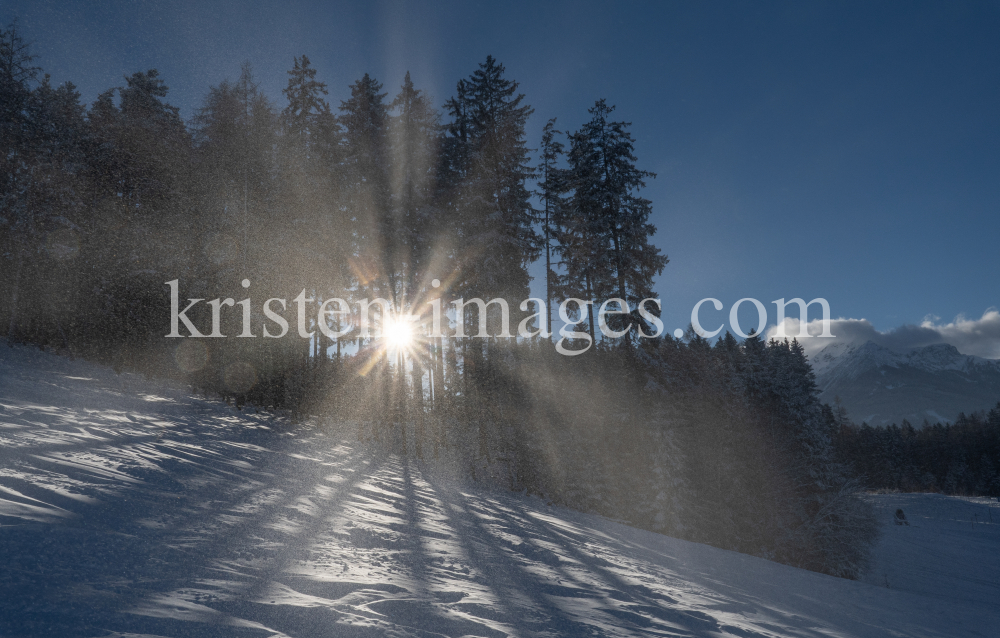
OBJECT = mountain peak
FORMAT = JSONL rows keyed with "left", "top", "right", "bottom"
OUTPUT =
{"left": 918, "top": 343, "right": 960, "bottom": 355}
{"left": 811, "top": 340, "right": 1000, "bottom": 426}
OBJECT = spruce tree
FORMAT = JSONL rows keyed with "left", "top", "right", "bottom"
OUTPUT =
{"left": 559, "top": 100, "right": 667, "bottom": 341}
{"left": 537, "top": 118, "right": 566, "bottom": 338}
{"left": 340, "top": 73, "right": 394, "bottom": 304}
{"left": 1, "top": 21, "right": 39, "bottom": 343}
{"left": 444, "top": 56, "right": 538, "bottom": 315}
{"left": 280, "top": 54, "right": 338, "bottom": 278}
{"left": 22, "top": 76, "right": 89, "bottom": 349}
{"left": 282, "top": 55, "right": 331, "bottom": 148}
{"left": 192, "top": 64, "right": 279, "bottom": 286}
{"left": 389, "top": 71, "right": 441, "bottom": 441}
{"left": 191, "top": 64, "right": 298, "bottom": 402}
{"left": 84, "top": 70, "right": 193, "bottom": 367}
{"left": 390, "top": 71, "right": 440, "bottom": 305}
{"left": 278, "top": 55, "right": 339, "bottom": 369}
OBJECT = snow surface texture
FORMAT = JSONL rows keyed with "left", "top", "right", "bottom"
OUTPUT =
{"left": 0, "top": 343, "right": 996, "bottom": 637}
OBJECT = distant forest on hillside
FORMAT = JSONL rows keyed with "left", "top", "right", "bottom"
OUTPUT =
{"left": 834, "top": 405, "right": 1000, "bottom": 497}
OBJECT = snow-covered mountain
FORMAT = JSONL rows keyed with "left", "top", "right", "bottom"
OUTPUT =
{"left": 810, "top": 340, "right": 1000, "bottom": 426}
{"left": 2, "top": 342, "right": 997, "bottom": 637}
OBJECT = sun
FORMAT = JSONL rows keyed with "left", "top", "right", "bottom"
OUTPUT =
{"left": 383, "top": 315, "right": 415, "bottom": 349}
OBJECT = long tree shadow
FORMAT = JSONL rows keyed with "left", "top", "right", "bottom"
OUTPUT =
{"left": 197, "top": 455, "right": 520, "bottom": 638}
{"left": 413, "top": 467, "right": 623, "bottom": 637}
{"left": 478, "top": 496, "right": 747, "bottom": 636}
{"left": 0, "top": 406, "right": 379, "bottom": 637}
{"left": 1, "top": 353, "right": 773, "bottom": 638}
{"left": 359, "top": 457, "right": 516, "bottom": 638}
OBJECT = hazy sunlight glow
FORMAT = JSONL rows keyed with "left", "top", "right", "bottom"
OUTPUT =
{"left": 383, "top": 316, "right": 414, "bottom": 349}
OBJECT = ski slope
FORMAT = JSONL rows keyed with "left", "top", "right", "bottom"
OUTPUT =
{"left": 0, "top": 342, "right": 996, "bottom": 637}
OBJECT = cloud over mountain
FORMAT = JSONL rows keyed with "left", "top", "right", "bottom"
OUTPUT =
{"left": 767, "top": 309, "right": 1000, "bottom": 360}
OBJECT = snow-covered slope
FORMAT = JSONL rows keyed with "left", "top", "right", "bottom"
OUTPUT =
{"left": 862, "top": 493, "right": 1000, "bottom": 607}
{"left": 1, "top": 343, "right": 996, "bottom": 637}
{"left": 810, "top": 340, "right": 1000, "bottom": 425}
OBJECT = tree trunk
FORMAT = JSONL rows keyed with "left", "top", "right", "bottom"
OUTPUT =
{"left": 6, "top": 246, "right": 25, "bottom": 343}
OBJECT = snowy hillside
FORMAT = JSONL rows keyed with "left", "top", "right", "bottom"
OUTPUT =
{"left": 1, "top": 343, "right": 996, "bottom": 637}
{"left": 862, "top": 493, "right": 1000, "bottom": 606}
{"left": 810, "top": 340, "right": 1000, "bottom": 425}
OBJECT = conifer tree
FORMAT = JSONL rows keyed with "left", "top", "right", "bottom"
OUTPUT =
{"left": 389, "top": 72, "right": 441, "bottom": 438}
{"left": 1, "top": 20, "right": 40, "bottom": 342}
{"left": 444, "top": 56, "right": 538, "bottom": 313}
{"left": 0, "top": 20, "right": 38, "bottom": 207}
{"left": 559, "top": 100, "right": 667, "bottom": 341}
{"left": 281, "top": 54, "right": 338, "bottom": 281}
{"left": 191, "top": 64, "right": 298, "bottom": 402}
{"left": 84, "top": 69, "right": 193, "bottom": 367}
{"left": 282, "top": 55, "right": 331, "bottom": 148}
{"left": 278, "top": 55, "right": 341, "bottom": 369}
{"left": 21, "top": 76, "right": 89, "bottom": 349}
{"left": 537, "top": 118, "right": 566, "bottom": 338}
{"left": 193, "top": 63, "right": 278, "bottom": 285}
{"left": 390, "top": 71, "right": 440, "bottom": 305}
{"left": 340, "top": 73, "right": 393, "bottom": 304}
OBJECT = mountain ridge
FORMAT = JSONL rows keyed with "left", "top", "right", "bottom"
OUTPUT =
{"left": 810, "top": 340, "right": 1000, "bottom": 426}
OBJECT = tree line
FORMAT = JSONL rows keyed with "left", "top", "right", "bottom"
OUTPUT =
{"left": 833, "top": 404, "right": 1000, "bottom": 496}
{"left": 1, "top": 21, "right": 664, "bottom": 386}
{"left": 1, "top": 21, "right": 879, "bottom": 579}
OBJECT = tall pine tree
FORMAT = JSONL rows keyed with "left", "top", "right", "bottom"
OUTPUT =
{"left": 340, "top": 73, "right": 394, "bottom": 305}
{"left": 444, "top": 56, "right": 538, "bottom": 316}
{"left": 559, "top": 100, "right": 667, "bottom": 342}
{"left": 537, "top": 118, "right": 565, "bottom": 338}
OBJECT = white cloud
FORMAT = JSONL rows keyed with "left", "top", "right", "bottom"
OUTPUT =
{"left": 765, "top": 309, "right": 1000, "bottom": 359}
{"left": 919, "top": 310, "right": 1000, "bottom": 359}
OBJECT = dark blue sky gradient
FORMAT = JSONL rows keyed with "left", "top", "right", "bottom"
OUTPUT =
{"left": 4, "top": 0, "right": 998, "bottom": 337}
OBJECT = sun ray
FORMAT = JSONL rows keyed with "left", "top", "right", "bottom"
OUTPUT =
{"left": 383, "top": 314, "right": 415, "bottom": 350}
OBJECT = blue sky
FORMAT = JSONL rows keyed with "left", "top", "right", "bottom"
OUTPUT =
{"left": 4, "top": 0, "right": 999, "bottom": 350}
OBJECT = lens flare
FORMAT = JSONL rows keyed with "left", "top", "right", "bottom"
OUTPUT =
{"left": 383, "top": 316, "right": 414, "bottom": 349}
